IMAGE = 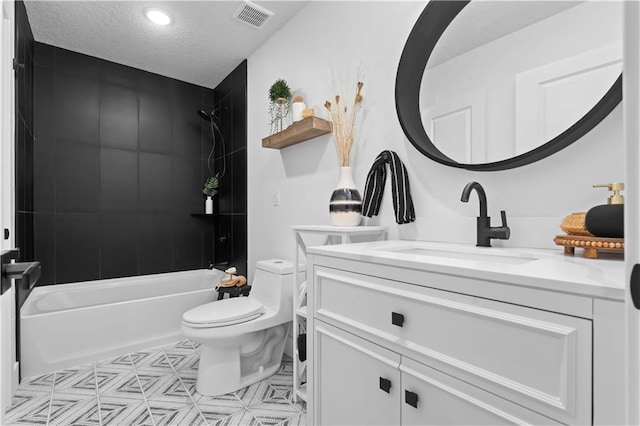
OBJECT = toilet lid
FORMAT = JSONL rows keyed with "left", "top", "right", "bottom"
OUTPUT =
{"left": 183, "top": 298, "right": 264, "bottom": 327}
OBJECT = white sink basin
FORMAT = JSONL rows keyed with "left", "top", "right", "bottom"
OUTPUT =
{"left": 374, "top": 244, "right": 537, "bottom": 265}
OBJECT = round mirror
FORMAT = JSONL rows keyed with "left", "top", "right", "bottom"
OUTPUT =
{"left": 396, "top": 0, "right": 622, "bottom": 171}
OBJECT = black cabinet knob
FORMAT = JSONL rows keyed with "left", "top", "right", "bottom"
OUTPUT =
{"left": 392, "top": 312, "right": 405, "bottom": 327}
{"left": 405, "top": 390, "right": 419, "bottom": 408}
{"left": 379, "top": 377, "right": 391, "bottom": 393}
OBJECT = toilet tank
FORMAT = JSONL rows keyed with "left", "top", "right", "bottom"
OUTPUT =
{"left": 250, "top": 259, "right": 299, "bottom": 317}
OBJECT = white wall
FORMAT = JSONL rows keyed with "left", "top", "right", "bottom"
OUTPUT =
{"left": 247, "top": 1, "right": 624, "bottom": 278}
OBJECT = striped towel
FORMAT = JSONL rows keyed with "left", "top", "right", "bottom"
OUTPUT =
{"left": 362, "top": 150, "right": 416, "bottom": 224}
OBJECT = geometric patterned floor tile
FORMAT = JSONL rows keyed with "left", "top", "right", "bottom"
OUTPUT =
{"left": 246, "top": 396, "right": 301, "bottom": 426}
{"left": 163, "top": 341, "right": 195, "bottom": 355}
{"left": 98, "top": 397, "right": 153, "bottom": 426}
{"left": 278, "top": 413, "right": 306, "bottom": 426}
{"left": 97, "top": 354, "right": 134, "bottom": 370}
{"left": 128, "top": 349, "right": 166, "bottom": 370}
{"left": 54, "top": 364, "right": 93, "bottom": 384}
{"left": 196, "top": 395, "right": 245, "bottom": 424}
{"left": 132, "top": 371, "right": 175, "bottom": 398}
{"left": 178, "top": 375, "right": 199, "bottom": 397}
{"left": 95, "top": 368, "right": 134, "bottom": 395}
{"left": 4, "top": 393, "right": 51, "bottom": 425}
{"left": 166, "top": 339, "right": 197, "bottom": 352}
{"left": 176, "top": 352, "right": 200, "bottom": 374}
{"left": 100, "top": 373, "right": 145, "bottom": 400}
{"left": 162, "top": 349, "right": 194, "bottom": 372}
{"left": 213, "top": 408, "right": 261, "bottom": 426}
{"left": 235, "top": 381, "right": 283, "bottom": 408}
{"left": 147, "top": 398, "right": 193, "bottom": 425}
{"left": 162, "top": 405, "right": 208, "bottom": 426}
{"left": 5, "top": 388, "right": 50, "bottom": 414}
{"left": 53, "top": 368, "right": 97, "bottom": 398}
{"left": 48, "top": 397, "right": 101, "bottom": 426}
{"left": 18, "top": 372, "right": 55, "bottom": 393}
{"left": 145, "top": 352, "right": 176, "bottom": 372}
{"left": 47, "top": 395, "right": 99, "bottom": 426}
{"left": 266, "top": 372, "right": 294, "bottom": 401}
{"left": 146, "top": 374, "right": 194, "bottom": 406}
{"left": 9, "top": 339, "right": 305, "bottom": 426}
{"left": 279, "top": 359, "right": 293, "bottom": 374}
{"left": 289, "top": 397, "right": 306, "bottom": 414}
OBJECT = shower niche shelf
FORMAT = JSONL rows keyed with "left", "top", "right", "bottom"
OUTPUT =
{"left": 262, "top": 117, "right": 331, "bottom": 149}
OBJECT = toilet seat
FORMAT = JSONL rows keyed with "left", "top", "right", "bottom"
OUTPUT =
{"left": 183, "top": 298, "right": 264, "bottom": 328}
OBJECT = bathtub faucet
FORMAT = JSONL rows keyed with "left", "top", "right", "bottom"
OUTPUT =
{"left": 209, "top": 261, "right": 229, "bottom": 271}
{"left": 1, "top": 249, "right": 41, "bottom": 292}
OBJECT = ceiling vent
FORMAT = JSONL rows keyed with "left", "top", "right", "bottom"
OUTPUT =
{"left": 233, "top": 1, "right": 274, "bottom": 29}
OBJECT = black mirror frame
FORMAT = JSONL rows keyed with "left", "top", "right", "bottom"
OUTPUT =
{"left": 395, "top": 0, "right": 622, "bottom": 172}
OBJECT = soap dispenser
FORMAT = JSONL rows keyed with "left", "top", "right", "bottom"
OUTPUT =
{"left": 584, "top": 183, "right": 624, "bottom": 238}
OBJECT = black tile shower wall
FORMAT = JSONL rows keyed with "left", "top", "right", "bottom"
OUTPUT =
{"left": 31, "top": 42, "right": 246, "bottom": 285}
{"left": 210, "top": 61, "right": 247, "bottom": 275}
{"left": 15, "top": 0, "right": 35, "bottom": 312}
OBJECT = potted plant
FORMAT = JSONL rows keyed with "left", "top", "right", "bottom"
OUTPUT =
{"left": 202, "top": 176, "right": 219, "bottom": 214}
{"left": 268, "top": 78, "right": 292, "bottom": 134}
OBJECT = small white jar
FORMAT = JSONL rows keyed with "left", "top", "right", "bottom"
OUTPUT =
{"left": 205, "top": 196, "right": 213, "bottom": 214}
{"left": 291, "top": 96, "right": 306, "bottom": 122}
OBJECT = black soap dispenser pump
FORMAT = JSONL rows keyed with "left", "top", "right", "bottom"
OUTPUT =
{"left": 585, "top": 183, "right": 624, "bottom": 238}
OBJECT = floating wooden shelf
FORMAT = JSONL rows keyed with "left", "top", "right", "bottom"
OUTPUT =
{"left": 262, "top": 117, "right": 331, "bottom": 149}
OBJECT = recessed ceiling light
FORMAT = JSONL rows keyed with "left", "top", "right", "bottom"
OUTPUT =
{"left": 145, "top": 8, "right": 172, "bottom": 26}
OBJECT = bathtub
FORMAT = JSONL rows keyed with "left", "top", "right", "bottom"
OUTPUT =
{"left": 20, "top": 269, "right": 223, "bottom": 379}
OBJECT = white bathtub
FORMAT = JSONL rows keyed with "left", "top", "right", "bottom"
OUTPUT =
{"left": 20, "top": 269, "right": 223, "bottom": 379}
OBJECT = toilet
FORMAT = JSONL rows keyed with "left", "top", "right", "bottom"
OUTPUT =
{"left": 182, "top": 259, "right": 295, "bottom": 396}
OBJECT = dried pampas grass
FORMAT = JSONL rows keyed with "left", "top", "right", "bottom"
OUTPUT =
{"left": 325, "top": 80, "right": 364, "bottom": 167}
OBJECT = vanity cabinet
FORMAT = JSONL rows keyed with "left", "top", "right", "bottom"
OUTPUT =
{"left": 307, "top": 249, "right": 625, "bottom": 426}
{"left": 315, "top": 321, "right": 560, "bottom": 426}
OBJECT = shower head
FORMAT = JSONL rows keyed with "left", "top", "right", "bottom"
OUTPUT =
{"left": 197, "top": 109, "right": 212, "bottom": 122}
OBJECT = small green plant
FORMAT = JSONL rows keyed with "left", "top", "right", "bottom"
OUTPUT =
{"left": 202, "top": 176, "right": 219, "bottom": 197}
{"left": 268, "top": 79, "right": 292, "bottom": 103}
{"left": 268, "top": 79, "right": 292, "bottom": 134}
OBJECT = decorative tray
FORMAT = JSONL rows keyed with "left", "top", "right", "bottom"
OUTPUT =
{"left": 554, "top": 235, "right": 624, "bottom": 259}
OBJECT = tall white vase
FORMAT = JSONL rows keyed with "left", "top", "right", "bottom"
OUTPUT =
{"left": 329, "top": 166, "right": 362, "bottom": 226}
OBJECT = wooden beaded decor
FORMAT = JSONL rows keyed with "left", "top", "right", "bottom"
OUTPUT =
{"left": 554, "top": 235, "right": 624, "bottom": 259}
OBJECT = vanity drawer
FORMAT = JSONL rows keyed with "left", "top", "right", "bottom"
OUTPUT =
{"left": 313, "top": 266, "right": 592, "bottom": 425}
{"left": 401, "top": 357, "right": 562, "bottom": 425}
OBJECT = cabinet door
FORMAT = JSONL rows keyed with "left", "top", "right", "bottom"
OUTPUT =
{"left": 314, "top": 321, "right": 401, "bottom": 426}
{"left": 401, "top": 358, "right": 561, "bottom": 426}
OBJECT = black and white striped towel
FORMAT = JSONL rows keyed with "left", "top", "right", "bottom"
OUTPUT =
{"left": 362, "top": 150, "right": 416, "bottom": 224}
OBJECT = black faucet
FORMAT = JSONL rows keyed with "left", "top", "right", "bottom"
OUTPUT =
{"left": 460, "top": 182, "right": 510, "bottom": 247}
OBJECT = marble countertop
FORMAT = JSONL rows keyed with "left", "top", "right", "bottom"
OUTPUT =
{"left": 307, "top": 240, "right": 626, "bottom": 301}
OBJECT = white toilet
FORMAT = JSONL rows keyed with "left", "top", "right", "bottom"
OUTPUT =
{"left": 182, "top": 259, "right": 295, "bottom": 396}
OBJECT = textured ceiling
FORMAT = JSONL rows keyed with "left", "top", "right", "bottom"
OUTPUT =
{"left": 24, "top": 0, "right": 308, "bottom": 88}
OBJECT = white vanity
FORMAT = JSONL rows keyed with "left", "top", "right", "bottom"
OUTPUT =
{"left": 305, "top": 240, "right": 625, "bottom": 425}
